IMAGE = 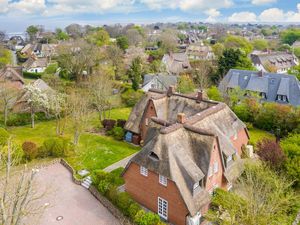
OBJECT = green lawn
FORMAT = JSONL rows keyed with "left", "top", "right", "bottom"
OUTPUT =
{"left": 8, "top": 107, "right": 139, "bottom": 172}
{"left": 248, "top": 127, "right": 275, "bottom": 146}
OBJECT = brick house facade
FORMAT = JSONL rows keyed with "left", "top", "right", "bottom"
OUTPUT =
{"left": 123, "top": 88, "right": 249, "bottom": 225}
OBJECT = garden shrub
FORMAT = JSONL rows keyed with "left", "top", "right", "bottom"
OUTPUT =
{"left": 134, "top": 210, "right": 161, "bottom": 225}
{"left": 0, "top": 128, "right": 9, "bottom": 146}
{"left": 37, "top": 145, "right": 50, "bottom": 158}
{"left": 116, "top": 192, "right": 133, "bottom": 216}
{"left": 98, "top": 180, "right": 111, "bottom": 195}
{"left": 107, "top": 186, "right": 118, "bottom": 203}
{"left": 128, "top": 202, "right": 142, "bottom": 219}
{"left": 22, "top": 141, "right": 38, "bottom": 160}
{"left": 117, "top": 119, "right": 127, "bottom": 128}
{"left": 121, "top": 89, "right": 144, "bottom": 107}
{"left": 40, "top": 137, "right": 74, "bottom": 158}
{"left": 109, "top": 126, "right": 125, "bottom": 140}
{"left": 102, "top": 119, "right": 116, "bottom": 131}
{"left": 91, "top": 170, "right": 109, "bottom": 186}
{"left": 6, "top": 113, "right": 50, "bottom": 126}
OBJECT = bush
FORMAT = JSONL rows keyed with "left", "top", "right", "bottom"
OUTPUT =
{"left": 134, "top": 210, "right": 161, "bottom": 225}
{"left": 121, "top": 89, "right": 144, "bottom": 107}
{"left": 92, "top": 170, "right": 109, "bottom": 185}
{"left": 109, "top": 126, "right": 125, "bottom": 140}
{"left": 40, "top": 137, "right": 74, "bottom": 158}
{"left": 117, "top": 119, "right": 127, "bottom": 128}
{"left": 22, "top": 141, "right": 38, "bottom": 160}
{"left": 128, "top": 203, "right": 142, "bottom": 219}
{"left": 6, "top": 113, "right": 50, "bottom": 126}
{"left": 98, "top": 180, "right": 111, "bottom": 195}
{"left": 0, "top": 128, "right": 9, "bottom": 146}
{"left": 23, "top": 71, "right": 42, "bottom": 79}
{"left": 102, "top": 119, "right": 116, "bottom": 131}
{"left": 116, "top": 192, "right": 133, "bottom": 216}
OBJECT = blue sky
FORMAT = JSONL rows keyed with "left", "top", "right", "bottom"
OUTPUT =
{"left": 0, "top": 0, "right": 300, "bottom": 32}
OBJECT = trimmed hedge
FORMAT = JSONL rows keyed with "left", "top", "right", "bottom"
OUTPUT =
{"left": 5, "top": 113, "right": 51, "bottom": 126}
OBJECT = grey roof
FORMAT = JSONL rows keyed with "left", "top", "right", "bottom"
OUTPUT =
{"left": 124, "top": 90, "right": 247, "bottom": 216}
{"left": 162, "top": 53, "right": 191, "bottom": 75}
{"left": 220, "top": 69, "right": 300, "bottom": 106}
{"left": 143, "top": 74, "right": 177, "bottom": 91}
{"left": 251, "top": 52, "right": 297, "bottom": 70}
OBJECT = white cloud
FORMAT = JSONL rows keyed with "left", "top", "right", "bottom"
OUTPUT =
{"left": 0, "top": 0, "right": 9, "bottom": 13}
{"left": 258, "top": 8, "right": 284, "bottom": 22}
{"left": 204, "top": 8, "right": 221, "bottom": 23}
{"left": 228, "top": 11, "right": 257, "bottom": 22}
{"left": 251, "top": 0, "right": 277, "bottom": 5}
{"left": 9, "top": 0, "right": 46, "bottom": 14}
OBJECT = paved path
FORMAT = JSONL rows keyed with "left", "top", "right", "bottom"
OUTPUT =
{"left": 103, "top": 152, "right": 138, "bottom": 172}
{"left": 24, "top": 163, "right": 120, "bottom": 225}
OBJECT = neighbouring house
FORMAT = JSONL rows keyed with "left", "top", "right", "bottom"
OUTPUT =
{"left": 0, "top": 65, "right": 24, "bottom": 89}
{"left": 13, "top": 79, "right": 54, "bottom": 113}
{"left": 41, "top": 44, "right": 58, "bottom": 58}
{"left": 142, "top": 74, "right": 177, "bottom": 92}
{"left": 22, "top": 56, "right": 48, "bottom": 73}
{"left": 123, "top": 87, "right": 249, "bottom": 225}
{"left": 20, "top": 44, "right": 33, "bottom": 56}
{"left": 162, "top": 53, "right": 191, "bottom": 75}
{"left": 250, "top": 50, "right": 299, "bottom": 74}
{"left": 186, "top": 43, "right": 215, "bottom": 60}
{"left": 219, "top": 69, "right": 300, "bottom": 107}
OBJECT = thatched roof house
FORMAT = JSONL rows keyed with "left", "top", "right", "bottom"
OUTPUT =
{"left": 162, "top": 53, "right": 191, "bottom": 75}
{"left": 0, "top": 66, "right": 24, "bottom": 89}
{"left": 123, "top": 87, "right": 249, "bottom": 224}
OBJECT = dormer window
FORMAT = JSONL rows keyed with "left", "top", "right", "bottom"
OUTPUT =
{"left": 277, "top": 95, "right": 289, "bottom": 102}
{"left": 260, "top": 92, "right": 267, "bottom": 99}
{"left": 149, "top": 152, "right": 159, "bottom": 161}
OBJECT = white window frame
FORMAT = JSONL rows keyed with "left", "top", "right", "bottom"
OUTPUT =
{"left": 213, "top": 161, "right": 218, "bottom": 174}
{"left": 193, "top": 182, "right": 200, "bottom": 190}
{"left": 227, "top": 155, "right": 232, "bottom": 163}
{"left": 140, "top": 166, "right": 148, "bottom": 177}
{"left": 159, "top": 175, "right": 167, "bottom": 186}
{"left": 208, "top": 166, "right": 213, "bottom": 177}
{"left": 158, "top": 197, "right": 168, "bottom": 220}
{"left": 145, "top": 118, "right": 149, "bottom": 126}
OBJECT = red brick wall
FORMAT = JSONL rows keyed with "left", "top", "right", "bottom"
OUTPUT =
{"left": 205, "top": 139, "right": 225, "bottom": 192}
{"left": 140, "top": 100, "right": 157, "bottom": 141}
{"left": 230, "top": 128, "right": 249, "bottom": 156}
{"left": 123, "top": 162, "right": 189, "bottom": 225}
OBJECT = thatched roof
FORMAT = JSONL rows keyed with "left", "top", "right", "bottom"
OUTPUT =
{"left": 0, "top": 66, "right": 24, "bottom": 85}
{"left": 124, "top": 89, "right": 247, "bottom": 216}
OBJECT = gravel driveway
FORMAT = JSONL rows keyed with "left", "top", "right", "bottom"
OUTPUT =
{"left": 24, "top": 163, "right": 120, "bottom": 225}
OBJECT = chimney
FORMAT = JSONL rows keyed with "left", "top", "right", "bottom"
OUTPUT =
{"left": 167, "top": 85, "right": 175, "bottom": 97}
{"left": 196, "top": 90, "right": 203, "bottom": 103}
{"left": 258, "top": 70, "right": 264, "bottom": 77}
{"left": 177, "top": 113, "right": 186, "bottom": 124}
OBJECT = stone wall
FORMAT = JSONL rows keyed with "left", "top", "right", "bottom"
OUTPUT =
{"left": 60, "top": 158, "right": 82, "bottom": 185}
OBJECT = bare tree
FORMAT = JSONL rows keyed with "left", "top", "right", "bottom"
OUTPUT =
{"left": 88, "top": 70, "right": 114, "bottom": 122}
{"left": 105, "top": 45, "right": 125, "bottom": 80}
{"left": 126, "top": 29, "right": 143, "bottom": 46}
{"left": 57, "top": 40, "right": 101, "bottom": 82}
{"left": 0, "top": 139, "right": 45, "bottom": 225}
{"left": 191, "top": 60, "right": 214, "bottom": 90}
{"left": 0, "top": 81, "right": 19, "bottom": 126}
{"left": 159, "top": 29, "right": 178, "bottom": 52}
{"left": 68, "top": 89, "right": 90, "bottom": 145}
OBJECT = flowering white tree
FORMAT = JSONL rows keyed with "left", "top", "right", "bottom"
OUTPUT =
{"left": 24, "top": 84, "right": 50, "bottom": 128}
{"left": 47, "top": 92, "right": 67, "bottom": 135}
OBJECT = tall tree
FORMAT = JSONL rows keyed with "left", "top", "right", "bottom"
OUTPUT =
{"left": 57, "top": 40, "right": 100, "bottom": 81}
{"left": 105, "top": 45, "right": 124, "bottom": 80}
{"left": 206, "top": 163, "right": 298, "bottom": 225}
{"left": 116, "top": 35, "right": 129, "bottom": 51}
{"left": 88, "top": 70, "right": 114, "bottom": 122}
{"left": 128, "top": 57, "right": 142, "bottom": 91}
{"left": 0, "top": 137, "right": 45, "bottom": 225}
{"left": 68, "top": 89, "right": 90, "bottom": 145}
{"left": 86, "top": 28, "right": 110, "bottom": 47}
{"left": 26, "top": 25, "right": 39, "bottom": 42}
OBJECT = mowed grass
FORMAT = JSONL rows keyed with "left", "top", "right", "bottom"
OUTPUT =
{"left": 8, "top": 107, "right": 139, "bottom": 171}
{"left": 248, "top": 127, "right": 275, "bottom": 146}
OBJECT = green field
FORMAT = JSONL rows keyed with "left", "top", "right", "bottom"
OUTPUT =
{"left": 8, "top": 107, "right": 139, "bottom": 171}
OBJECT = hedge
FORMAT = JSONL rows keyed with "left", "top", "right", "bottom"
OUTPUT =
{"left": 23, "top": 71, "right": 43, "bottom": 79}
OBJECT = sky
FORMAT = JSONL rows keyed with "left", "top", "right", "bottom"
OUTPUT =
{"left": 0, "top": 0, "right": 300, "bottom": 32}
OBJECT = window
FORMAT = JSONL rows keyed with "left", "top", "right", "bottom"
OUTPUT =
{"left": 208, "top": 166, "right": 213, "bottom": 177}
{"left": 227, "top": 155, "right": 232, "bottom": 163}
{"left": 159, "top": 175, "right": 167, "bottom": 186}
{"left": 193, "top": 182, "right": 200, "bottom": 190}
{"left": 145, "top": 118, "right": 149, "bottom": 126}
{"left": 227, "top": 183, "right": 233, "bottom": 191}
{"left": 158, "top": 197, "right": 168, "bottom": 220}
{"left": 213, "top": 161, "right": 218, "bottom": 174}
{"left": 140, "top": 166, "right": 148, "bottom": 177}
